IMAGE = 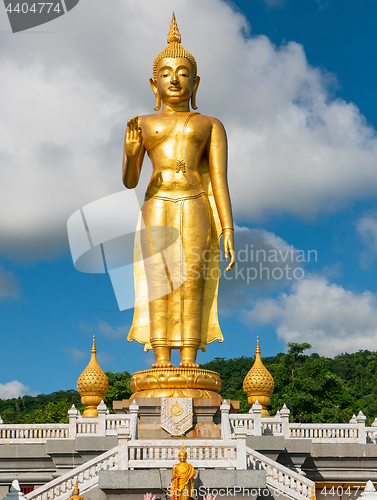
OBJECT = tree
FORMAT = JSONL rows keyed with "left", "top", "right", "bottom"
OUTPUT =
{"left": 201, "top": 343, "right": 358, "bottom": 423}
{"left": 284, "top": 342, "right": 312, "bottom": 378}
{"left": 104, "top": 371, "right": 132, "bottom": 408}
{"left": 19, "top": 401, "right": 73, "bottom": 424}
{"left": 266, "top": 353, "right": 353, "bottom": 422}
{"left": 0, "top": 372, "right": 132, "bottom": 423}
{"left": 3, "top": 348, "right": 377, "bottom": 424}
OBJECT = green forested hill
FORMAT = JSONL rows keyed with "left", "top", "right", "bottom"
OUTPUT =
{"left": 201, "top": 344, "right": 377, "bottom": 424}
{"left": 0, "top": 371, "right": 132, "bottom": 424}
{"left": 325, "top": 350, "right": 377, "bottom": 418}
{"left": 2, "top": 346, "right": 377, "bottom": 424}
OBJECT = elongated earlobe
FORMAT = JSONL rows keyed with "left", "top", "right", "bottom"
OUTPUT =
{"left": 154, "top": 94, "right": 161, "bottom": 111}
{"left": 191, "top": 76, "right": 200, "bottom": 110}
{"left": 149, "top": 78, "right": 161, "bottom": 111}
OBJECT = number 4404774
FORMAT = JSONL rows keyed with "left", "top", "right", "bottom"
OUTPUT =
{"left": 6, "top": 3, "right": 61, "bottom": 13}
{"left": 321, "top": 487, "right": 360, "bottom": 496}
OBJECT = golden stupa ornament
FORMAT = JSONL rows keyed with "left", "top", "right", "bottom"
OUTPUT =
{"left": 77, "top": 336, "right": 109, "bottom": 417}
{"left": 243, "top": 337, "right": 274, "bottom": 417}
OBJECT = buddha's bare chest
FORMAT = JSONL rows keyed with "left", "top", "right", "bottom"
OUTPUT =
{"left": 141, "top": 116, "right": 211, "bottom": 155}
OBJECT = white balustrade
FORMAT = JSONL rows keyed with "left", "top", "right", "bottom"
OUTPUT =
{"left": 230, "top": 415, "right": 256, "bottom": 432}
{"left": 261, "top": 418, "right": 283, "bottom": 436}
{"left": 366, "top": 428, "right": 377, "bottom": 443}
{"left": 0, "top": 403, "right": 134, "bottom": 442}
{"left": 246, "top": 446, "right": 315, "bottom": 500}
{"left": 105, "top": 414, "right": 131, "bottom": 434}
{"left": 0, "top": 423, "right": 69, "bottom": 441}
{"left": 227, "top": 406, "right": 372, "bottom": 444}
{"left": 25, "top": 446, "right": 119, "bottom": 500}
{"left": 288, "top": 423, "right": 359, "bottom": 442}
{"left": 76, "top": 418, "right": 98, "bottom": 435}
{"left": 0, "top": 402, "right": 374, "bottom": 447}
{"left": 125, "top": 439, "right": 239, "bottom": 469}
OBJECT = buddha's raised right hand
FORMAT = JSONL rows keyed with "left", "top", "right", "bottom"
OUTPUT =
{"left": 125, "top": 115, "right": 143, "bottom": 158}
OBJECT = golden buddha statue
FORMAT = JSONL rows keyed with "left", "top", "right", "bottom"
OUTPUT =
{"left": 124, "top": 14, "right": 234, "bottom": 371}
{"left": 170, "top": 445, "right": 196, "bottom": 500}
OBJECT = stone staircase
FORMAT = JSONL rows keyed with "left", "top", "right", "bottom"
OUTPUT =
{"left": 246, "top": 447, "right": 314, "bottom": 500}
{"left": 25, "top": 447, "right": 118, "bottom": 500}
{"left": 25, "top": 439, "right": 315, "bottom": 500}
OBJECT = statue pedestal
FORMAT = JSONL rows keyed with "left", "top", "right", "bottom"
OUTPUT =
{"left": 129, "top": 367, "right": 222, "bottom": 399}
{"left": 113, "top": 397, "right": 239, "bottom": 439}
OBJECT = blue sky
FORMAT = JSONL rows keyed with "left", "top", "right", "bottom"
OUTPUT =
{"left": 1, "top": 0, "right": 377, "bottom": 398}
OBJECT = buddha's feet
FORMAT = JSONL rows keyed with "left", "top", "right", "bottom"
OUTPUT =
{"left": 179, "top": 347, "right": 199, "bottom": 368}
{"left": 152, "top": 360, "right": 173, "bottom": 368}
{"left": 179, "top": 360, "right": 199, "bottom": 368}
{"left": 152, "top": 346, "right": 172, "bottom": 368}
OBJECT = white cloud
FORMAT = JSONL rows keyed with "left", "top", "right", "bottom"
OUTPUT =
{"left": 246, "top": 275, "right": 377, "bottom": 355}
{"left": 97, "top": 352, "right": 114, "bottom": 365}
{"left": 66, "top": 347, "right": 86, "bottom": 362}
{"left": 218, "top": 226, "right": 309, "bottom": 313}
{"left": 1, "top": 0, "right": 377, "bottom": 258}
{"left": 0, "top": 381, "right": 29, "bottom": 399}
{"left": 356, "top": 213, "right": 377, "bottom": 268}
{"left": 0, "top": 60, "right": 124, "bottom": 257}
{"left": 0, "top": 267, "right": 19, "bottom": 299}
{"left": 67, "top": 345, "right": 113, "bottom": 365}
{"left": 81, "top": 321, "right": 129, "bottom": 340}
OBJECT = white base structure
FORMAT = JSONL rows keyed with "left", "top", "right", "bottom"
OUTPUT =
{"left": 0, "top": 400, "right": 377, "bottom": 500}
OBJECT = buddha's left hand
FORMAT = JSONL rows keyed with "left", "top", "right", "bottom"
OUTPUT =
{"left": 223, "top": 229, "right": 235, "bottom": 271}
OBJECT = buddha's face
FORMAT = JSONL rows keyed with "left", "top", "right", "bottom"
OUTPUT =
{"left": 178, "top": 451, "right": 187, "bottom": 462}
{"left": 155, "top": 57, "right": 195, "bottom": 104}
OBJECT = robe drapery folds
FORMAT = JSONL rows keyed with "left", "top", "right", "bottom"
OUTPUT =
{"left": 127, "top": 119, "right": 223, "bottom": 352}
{"left": 170, "top": 462, "right": 196, "bottom": 500}
{"left": 127, "top": 166, "right": 223, "bottom": 351}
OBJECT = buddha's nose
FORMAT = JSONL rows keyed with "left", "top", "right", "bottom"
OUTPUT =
{"left": 170, "top": 72, "right": 179, "bottom": 84}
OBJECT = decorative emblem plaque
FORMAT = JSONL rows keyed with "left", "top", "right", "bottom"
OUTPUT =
{"left": 161, "top": 398, "right": 193, "bottom": 436}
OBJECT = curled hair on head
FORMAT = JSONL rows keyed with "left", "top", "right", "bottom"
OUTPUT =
{"left": 178, "top": 443, "right": 188, "bottom": 458}
{"left": 152, "top": 13, "right": 197, "bottom": 80}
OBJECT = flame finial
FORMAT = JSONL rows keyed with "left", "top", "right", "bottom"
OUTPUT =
{"left": 168, "top": 13, "right": 181, "bottom": 44}
{"left": 256, "top": 336, "right": 261, "bottom": 355}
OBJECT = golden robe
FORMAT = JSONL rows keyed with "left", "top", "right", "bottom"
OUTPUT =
{"left": 127, "top": 124, "right": 223, "bottom": 352}
{"left": 170, "top": 462, "right": 196, "bottom": 500}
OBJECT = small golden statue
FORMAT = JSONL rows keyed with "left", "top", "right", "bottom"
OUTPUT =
{"left": 70, "top": 480, "right": 83, "bottom": 500}
{"left": 170, "top": 445, "right": 196, "bottom": 500}
{"left": 124, "top": 13, "right": 234, "bottom": 371}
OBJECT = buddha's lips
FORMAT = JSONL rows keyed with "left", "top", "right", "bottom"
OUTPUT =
{"left": 169, "top": 86, "right": 182, "bottom": 91}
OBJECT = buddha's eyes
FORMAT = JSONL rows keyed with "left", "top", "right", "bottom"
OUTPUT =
{"left": 159, "top": 69, "right": 189, "bottom": 78}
